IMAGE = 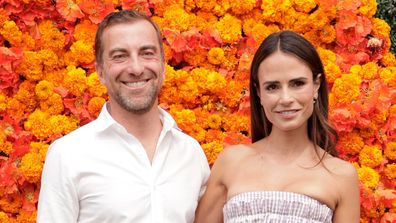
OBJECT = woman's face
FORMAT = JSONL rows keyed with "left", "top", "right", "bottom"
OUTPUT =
{"left": 257, "top": 50, "right": 320, "bottom": 133}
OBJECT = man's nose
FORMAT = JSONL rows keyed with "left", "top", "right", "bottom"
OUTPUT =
{"left": 126, "top": 56, "right": 144, "bottom": 76}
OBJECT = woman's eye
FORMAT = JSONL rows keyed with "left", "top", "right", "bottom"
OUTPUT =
{"left": 292, "top": 80, "right": 305, "bottom": 87}
{"left": 265, "top": 84, "right": 278, "bottom": 91}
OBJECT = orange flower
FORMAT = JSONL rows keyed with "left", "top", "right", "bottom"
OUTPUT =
{"left": 35, "top": 80, "right": 54, "bottom": 100}
{"left": 39, "top": 93, "right": 64, "bottom": 115}
{"left": 215, "top": 14, "right": 242, "bottom": 44}
{"left": 87, "top": 97, "right": 106, "bottom": 117}
{"left": 384, "top": 164, "right": 396, "bottom": 180}
{"left": 384, "top": 142, "right": 396, "bottom": 161}
{"left": 357, "top": 165, "right": 380, "bottom": 189}
{"left": 56, "top": 0, "right": 85, "bottom": 22}
{"left": 332, "top": 73, "right": 362, "bottom": 104}
{"left": 63, "top": 65, "right": 88, "bottom": 96}
{"left": 207, "top": 47, "right": 225, "bottom": 65}
{"left": 359, "top": 145, "right": 383, "bottom": 168}
{"left": 202, "top": 141, "right": 223, "bottom": 165}
{"left": 19, "top": 151, "right": 43, "bottom": 184}
{"left": 337, "top": 131, "right": 364, "bottom": 156}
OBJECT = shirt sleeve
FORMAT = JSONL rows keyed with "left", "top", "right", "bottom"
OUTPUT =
{"left": 37, "top": 141, "right": 79, "bottom": 223}
{"left": 197, "top": 142, "right": 210, "bottom": 200}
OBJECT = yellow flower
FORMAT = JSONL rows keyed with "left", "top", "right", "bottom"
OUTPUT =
{"left": 202, "top": 140, "right": 223, "bottom": 165}
{"left": 318, "top": 24, "right": 336, "bottom": 44}
{"left": 63, "top": 65, "right": 88, "bottom": 96}
{"left": 357, "top": 165, "right": 380, "bottom": 189}
{"left": 207, "top": 114, "right": 222, "bottom": 129}
{"left": 332, "top": 73, "right": 362, "bottom": 104}
{"left": 222, "top": 113, "right": 249, "bottom": 133}
{"left": 15, "top": 51, "right": 44, "bottom": 81}
{"left": 195, "top": 0, "right": 217, "bottom": 12}
{"left": 384, "top": 164, "right": 396, "bottom": 180}
{"left": 35, "top": 80, "right": 54, "bottom": 100}
{"left": 371, "top": 18, "right": 391, "bottom": 39}
{"left": 24, "top": 110, "right": 52, "bottom": 140}
{"left": 30, "top": 141, "right": 49, "bottom": 161}
{"left": 87, "top": 72, "right": 107, "bottom": 97}
{"left": 215, "top": 14, "right": 242, "bottom": 44}
{"left": 317, "top": 47, "right": 336, "bottom": 63}
{"left": 39, "top": 93, "right": 64, "bottom": 115}
{"left": 359, "top": 62, "right": 378, "bottom": 80}
{"left": 379, "top": 67, "right": 396, "bottom": 87}
{"left": 261, "top": 0, "right": 292, "bottom": 23}
{"left": 74, "top": 19, "right": 97, "bottom": 43}
{"left": 337, "top": 131, "right": 364, "bottom": 155}
{"left": 163, "top": 5, "right": 191, "bottom": 32}
{"left": 0, "top": 212, "right": 11, "bottom": 223}
{"left": 68, "top": 40, "right": 95, "bottom": 65}
{"left": 49, "top": 115, "right": 79, "bottom": 136}
{"left": 359, "top": 145, "right": 383, "bottom": 168}
{"left": 0, "top": 93, "right": 7, "bottom": 112}
{"left": 359, "top": 0, "right": 377, "bottom": 17}
{"left": 213, "top": 0, "right": 230, "bottom": 16}
{"left": 207, "top": 47, "right": 225, "bottom": 65}
{"left": 381, "top": 52, "right": 396, "bottom": 67}
{"left": 0, "top": 20, "right": 22, "bottom": 46}
{"left": 384, "top": 142, "right": 396, "bottom": 160}
{"left": 19, "top": 151, "right": 43, "bottom": 184}
{"left": 39, "top": 49, "right": 62, "bottom": 71}
{"left": 88, "top": 97, "right": 106, "bottom": 117}
{"left": 324, "top": 62, "right": 342, "bottom": 84}
{"left": 229, "top": 0, "right": 255, "bottom": 15}
{"left": 16, "top": 209, "right": 36, "bottom": 223}
{"left": 38, "top": 20, "right": 66, "bottom": 52}
{"left": 292, "top": 0, "right": 316, "bottom": 13}
{"left": 251, "top": 24, "right": 279, "bottom": 45}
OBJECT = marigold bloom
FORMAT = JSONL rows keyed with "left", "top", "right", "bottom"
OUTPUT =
{"left": 202, "top": 140, "right": 223, "bottom": 165}
{"left": 35, "top": 80, "right": 54, "bottom": 100}
{"left": 163, "top": 5, "right": 191, "bottom": 32}
{"left": 0, "top": 212, "right": 11, "bottom": 222}
{"left": 87, "top": 72, "right": 107, "bottom": 97}
{"left": 184, "top": 47, "right": 208, "bottom": 67}
{"left": 379, "top": 67, "right": 396, "bottom": 87}
{"left": 318, "top": 24, "right": 336, "bottom": 44}
{"left": 292, "top": 0, "right": 316, "bottom": 13}
{"left": 39, "top": 49, "right": 62, "bottom": 71}
{"left": 0, "top": 20, "right": 23, "bottom": 47}
{"left": 0, "top": 193, "right": 22, "bottom": 214}
{"left": 88, "top": 97, "right": 106, "bottom": 117}
{"left": 30, "top": 141, "right": 49, "bottom": 161}
{"left": 207, "top": 114, "right": 222, "bottom": 129}
{"left": 24, "top": 110, "right": 52, "bottom": 140}
{"left": 324, "top": 58, "right": 341, "bottom": 79}
{"left": 359, "top": 145, "right": 383, "bottom": 168}
{"left": 49, "top": 115, "right": 78, "bottom": 136}
{"left": 371, "top": 18, "right": 391, "bottom": 39}
{"left": 63, "top": 65, "right": 88, "bottom": 96}
{"left": 337, "top": 131, "right": 364, "bottom": 156}
{"left": 384, "top": 142, "right": 396, "bottom": 161}
{"left": 384, "top": 164, "right": 396, "bottom": 180}
{"left": 380, "top": 52, "right": 396, "bottom": 67}
{"left": 215, "top": 14, "right": 242, "bottom": 44}
{"left": 15, "top": 209, "right": 37, "bottom": 223}
{"left": 332, "top": 73, "right": 362, "bottom": 104}
{"left": 207, "top": 47, "right": 225, "bottom": 65}
{"left": 359, "top": 0, "right": 377, "bottom": 17}
{"left": 69, "top": 40, "right": 95, "bottom": 65}
{"left": 357, "top": 165, "right": 380, "bottom": 189}
{"left": 15, "top": 51, "right": 44, "bottom": 81}
{"left": 74, "top": 19, "right": 97, "bottom": 43}
{"left": 38, "top": 20, "right": 66, "bottom": 52}
{"left": 229, "top": 0, "right": 255, "bottom": 15}
{"left": 359, "top": 62, "right": 379, "bottom": 80}
{"left": 19, "top": 151, "right": 43, "bottom": 184}
{"left": 40, "top": 93, "right": 64, "bottom": 115}
{"left": 0, "top": 93, "right": 7, "bottom": 112}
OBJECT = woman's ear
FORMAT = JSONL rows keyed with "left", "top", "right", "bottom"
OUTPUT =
{"left": 314, "top": 73, "right": 321, "bottom": 95}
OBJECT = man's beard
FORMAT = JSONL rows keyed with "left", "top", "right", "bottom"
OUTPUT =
{"left": 114, "top": 84, "right": 160, "bottom": 114}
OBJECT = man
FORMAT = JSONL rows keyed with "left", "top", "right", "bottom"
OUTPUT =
{"left": 37, "top": 10, "right": 210, "bottom": 223}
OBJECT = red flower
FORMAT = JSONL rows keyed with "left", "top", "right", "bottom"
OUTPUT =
{"left": 56, "top": 0, "right": 85, "bottom": 22}
{"left": 78, "top": 0, "right": 114, "bottom": 24}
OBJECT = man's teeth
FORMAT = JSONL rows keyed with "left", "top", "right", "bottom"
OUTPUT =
{"left": 126, "top": 81, "right": 146, "bottom": 87}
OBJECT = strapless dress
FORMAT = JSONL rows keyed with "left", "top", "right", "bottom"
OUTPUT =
{"left": 223, "top": 191, "right": 333, "bottom": 223}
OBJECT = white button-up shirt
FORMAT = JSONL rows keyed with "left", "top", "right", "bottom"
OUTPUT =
{"left": 37, "top": 105, "right": 210, "bottom": 223}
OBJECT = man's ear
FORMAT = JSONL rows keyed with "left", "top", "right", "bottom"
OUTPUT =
{"left": 96, "top": 63, "right": 105, "bottom": 84}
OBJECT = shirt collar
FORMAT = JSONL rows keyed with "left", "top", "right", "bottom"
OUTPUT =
{"left": 93, "top": 103, "right": 180, "bottom": 133}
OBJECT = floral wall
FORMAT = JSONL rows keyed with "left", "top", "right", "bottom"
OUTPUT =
{"left": 0, "top": 0, "right": 395, "bottom": 222}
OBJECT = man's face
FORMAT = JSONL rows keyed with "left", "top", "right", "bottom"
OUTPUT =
{"left": 97, "top": 20, "right": 165, "bottom": 115}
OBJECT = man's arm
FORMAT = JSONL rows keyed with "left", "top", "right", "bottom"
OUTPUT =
{"left": 37, "top": 142, "right": 79, "bottom": 223}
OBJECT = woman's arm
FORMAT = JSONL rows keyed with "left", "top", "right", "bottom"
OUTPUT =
{"left": 194, "top": 148, "right": 232, "bottom": 223}
{"left": 332, "top": 162, "right": 360, "bottom": 223}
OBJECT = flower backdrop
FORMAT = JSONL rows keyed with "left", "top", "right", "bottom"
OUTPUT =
{"left": 0, "top": 0, "right": 395, "bottom": 222}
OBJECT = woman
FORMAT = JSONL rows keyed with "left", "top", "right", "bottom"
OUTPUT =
{"left": 194, "top": 30, "right": 360, "bottom": 222}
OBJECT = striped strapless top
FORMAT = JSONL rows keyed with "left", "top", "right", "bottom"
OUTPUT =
{"left": 223, "top": 191, "right": 333, "bottom": 223}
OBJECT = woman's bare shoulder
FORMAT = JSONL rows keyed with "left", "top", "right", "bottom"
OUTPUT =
{"left": 323, "top": 155, "right": 358, "bottom": 179}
